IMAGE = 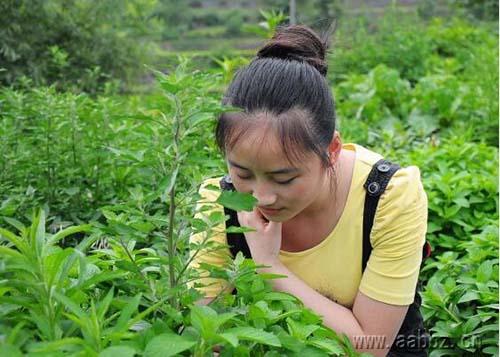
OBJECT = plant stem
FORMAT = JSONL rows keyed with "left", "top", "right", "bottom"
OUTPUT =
{"left": 168, "top": 184, "right": 177, "bottom": 308}
{"left": 167, "top": 95, "right": 181, "bottom": 309}
{"left": 46, "top": 98, "right": 53, "bottom": 205}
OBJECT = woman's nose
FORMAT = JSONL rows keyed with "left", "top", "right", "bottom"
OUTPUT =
{"left": 252, "top": 183, "right": 277, "bottom": 206}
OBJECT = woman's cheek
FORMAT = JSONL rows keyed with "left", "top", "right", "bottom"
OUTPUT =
{"left": 231, "top": 178, "right": 250, "bottom": 194}
{"left": 292, "top": 181, "right": 309, "bottom": 198}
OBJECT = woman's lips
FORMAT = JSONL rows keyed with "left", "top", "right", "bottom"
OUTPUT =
{"left": 258, "top": 207, "right": 283, "bottom": 215}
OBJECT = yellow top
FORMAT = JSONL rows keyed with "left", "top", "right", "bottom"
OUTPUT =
{"left": 187, "top": 143, "right": 428, "bottom": 307}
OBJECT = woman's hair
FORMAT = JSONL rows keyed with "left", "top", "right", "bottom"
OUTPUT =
{"left": 215, "top": 24, "right": 336, "bottom": 169}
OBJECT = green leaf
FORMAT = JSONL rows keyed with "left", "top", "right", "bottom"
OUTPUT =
{"left": 53, "top": 291, "right": 86, "bottom": 319}
{"left": 482, "top": 346, "right": 499, "bottom": 355}
{"left": 0, "top": 345, "right": 23, "bottom": 357}
{"left": 462, "top": 316, "right": 482, "bottom": 334}
{"left": 143, "top": 333, "right": 196, "bottom": 357}
{"left": 477, "top": 260, "right": 494, "bottom": 283}
{"left": 79, "top": 271, "right": 127, "bottom": 290}
{"left": 33, "top": 209, "right": 46, "bottom": 258}
{"left": 48, "top": 224, "right": 92, "bottom": 246}
{"left": 218, "top": 332, "right": 239, "bottom": 347}
{"left": 453, "top": 197, "right": 470, "bottom": 208}
{"left": 272, "top": 328, "right": 303, "bottom": 352}
{"left": 114, "top": 294, "right": 142, "bottom": 333}
{"left": 307, "top": 337, "right": 344, "bottom": 355}
{"left": 190, "top": 305, "right": 219, "bottom": 339}
{"left": 0, "top": 246, "right": 23, "bottom": 259}
{"left": 115, "top": 260, "right": 142, "bottom": 274}
{"left": 407, "top": 109, "right": 439, "bottom": 137}
{"left": 2, "top": 217, "right": 25, "bottom": 232}
{"left": 463, "top": 323, "right": 498, "bottom": 336}
{"left": 45, "top": 248, "right": 75, "bottom": 287}
{"left": 97, "top": 287, "right": 114, "bottom": 321}
{"left": 159, "top": 166, "right": 179, "bottom": 198}
{"left": 208, "top": 211, "right": 225, "bottom": 225}
{"left": 224, "top": 327, "right": 281, "bottom": 347}
{"left": 26, "top": 337, "right": 86, "bottom": 354}
{"left": 225, "top": 226, "right": 256, "bottom": 233}
{"left": 63, "top": 187, "right": 80, "bottom": 196}
{"left": 99, "top": 345, "right": 136, "bottom": 357}
{"left": 293, "top": 345, "right": 329, "bottom": 356}
{"left": 159, "top": 79, "right": 181, "bottom": 95}
{"left": 458, "top": 291, "right": 480, "bottom": 304}
{"left": 0, "top": 227, "right": 28, "bottom": 255}
{"left": 286, "top": 318, "right": 320, "bottom": 341}
{"left": 216, "top": 190, "right": 257, "bottom": 212}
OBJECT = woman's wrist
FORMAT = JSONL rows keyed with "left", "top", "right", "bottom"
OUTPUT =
{"left": 254, "top": 257, "right": 284, "bottom": 274}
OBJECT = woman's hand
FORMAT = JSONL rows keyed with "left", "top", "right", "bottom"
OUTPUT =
{"left": 237, "top": 207, "right": 282, "bottom": 266}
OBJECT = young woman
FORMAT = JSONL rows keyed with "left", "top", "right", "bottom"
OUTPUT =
{"left": 188, "top": 25, "right": 429, "bottom": 357}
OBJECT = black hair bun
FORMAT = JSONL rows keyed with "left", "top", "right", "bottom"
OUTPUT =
{"left": 256, "top": 25, "right": 329, "bottom": 76}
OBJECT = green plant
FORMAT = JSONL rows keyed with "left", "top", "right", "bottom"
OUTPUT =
{"left": 242, "top": 9, "right": 288, "bottom": 39}
{"left": 0, "top": 209, "right": 93, "bottom": 343}
{"left": 1, "top": 13, "right": 498, "bottom": 356}
{"left": 0, "top": 0, "right": 160, "bottom": 93}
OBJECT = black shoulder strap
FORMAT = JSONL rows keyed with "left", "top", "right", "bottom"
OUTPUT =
{"left": 362, "top": 159, "right": 432, "bottom": 273}
{"left": 219, "top": 175, "right": 252, "bottom": 259}
{"left": 362, "top": 159, "right": 401, "bottom": 273}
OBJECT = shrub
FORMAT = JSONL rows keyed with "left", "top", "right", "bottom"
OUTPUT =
{"left": 0, "top": 0, "right": 160, "bottom": 94}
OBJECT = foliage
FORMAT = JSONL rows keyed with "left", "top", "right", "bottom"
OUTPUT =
{"left": 329, "top": 14, "right": 498, "bottom": 85}
{"left": 0, "top": 8, "right": 498, "bottom": 357}
{"left": 447, "top": 0, "right": 499, "bottom": 21}
{"left": 336, "top": 55, "right": 498, "bottom": 145}
{"left": 242, "top": 9, "right": 289, "bottom": 39}
{"left": 0, "top": 62, "right": 364, "bottom": 356}
{"left": 0, "top": 0, "right": 161, "bottom": 94}
{"left": 0, "top": 207, "right": 361, "bottom": 355}
{"left": 153, "top": 0, "right": 192, "bottom": 40}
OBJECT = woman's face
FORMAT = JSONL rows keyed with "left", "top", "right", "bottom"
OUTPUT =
{"left": 226, "top": 124, "right": 333, "bottom": 222}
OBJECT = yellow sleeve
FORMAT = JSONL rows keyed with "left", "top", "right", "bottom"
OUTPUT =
{"left": 186, "top": 177, "right": 233, "bottom": 298}
{"left": 358, "top": 166, "right": 428, "bottom": 305}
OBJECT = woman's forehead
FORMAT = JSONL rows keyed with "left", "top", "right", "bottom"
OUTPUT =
{"left": 226, "top": 126, "right": 315, "bottom": 171}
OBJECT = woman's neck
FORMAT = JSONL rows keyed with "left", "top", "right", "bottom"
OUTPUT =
{"left": 281, "top": 148, "right": 356, "bottom": 251}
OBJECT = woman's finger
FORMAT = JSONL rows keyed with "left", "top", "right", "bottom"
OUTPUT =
{"left": 265, "top": 220, "right": 281, "bottom": 234}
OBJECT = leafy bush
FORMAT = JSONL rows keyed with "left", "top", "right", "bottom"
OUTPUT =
{"left": 329, "top": 14, "right": 497, "bottom": 86}
{"left": 330, "top": 11, "right": 434, "bottom": 84}
{"left": 448, "top": 0, "right": 499, "bottom": 21}
{"left": 336, "top": 61, "right": 498, "bottom": 144}
{"left": 0, "top": 63, "right": 365, "bottom": 357}
{"left": 0, "top": 208, "right": 363, "bottom": 355}
{"left": 0, "top": 0, "right": 160, "bottom": 94}
{"left": 0, "top": 12, "right": 498, "bottom": 356}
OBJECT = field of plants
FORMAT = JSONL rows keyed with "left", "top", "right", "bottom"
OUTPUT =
{"left": 0, "top": 2, "right": 498, "bottom": 356}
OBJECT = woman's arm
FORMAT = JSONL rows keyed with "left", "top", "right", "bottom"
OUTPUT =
{"left": 258, "top": 260, "right": 408, "bottom": 357}
{"left": 234, "top": 168, "right": 426, "bottom": 356}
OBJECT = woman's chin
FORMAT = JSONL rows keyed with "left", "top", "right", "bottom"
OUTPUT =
{"left": 260, "top": 210, "right": 290, "bottom": 223}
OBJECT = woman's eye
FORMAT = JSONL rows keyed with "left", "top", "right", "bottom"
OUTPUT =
{"left": 235, "top": 174, "right": 295, "bottom": 184}
{"left": 276, "top": 177, "right": 296, "bottom": 185}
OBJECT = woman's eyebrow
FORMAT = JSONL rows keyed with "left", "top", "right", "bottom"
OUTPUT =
{"left": 228, "top": 160, "right": 299, "bottom": 174}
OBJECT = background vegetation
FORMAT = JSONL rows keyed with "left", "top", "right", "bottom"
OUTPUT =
{"left": 0, "top": 1, "right": 498, "bottom": 356}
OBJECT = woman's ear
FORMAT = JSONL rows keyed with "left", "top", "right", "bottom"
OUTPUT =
{"left": 327, "top": 131, "right": 342, "bottom": 165}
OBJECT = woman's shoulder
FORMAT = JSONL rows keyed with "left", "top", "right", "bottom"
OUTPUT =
{"left": 349, "top": 144, "right": 428, "bottom": 244}
{"left": 348, "top": 143, "right": 424, "bottom": 188}
{"left": 347, "top": 142, "right": 427, "bottom": 223}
